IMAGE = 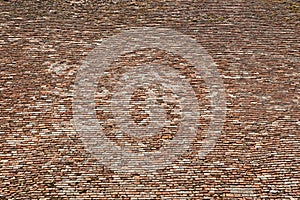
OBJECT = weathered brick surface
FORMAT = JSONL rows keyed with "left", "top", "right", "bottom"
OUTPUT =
{"left": 0, "top": 0, "right": 299, "bottom": 199}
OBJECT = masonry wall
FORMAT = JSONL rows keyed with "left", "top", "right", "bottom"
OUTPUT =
{"left": 0, "top": 0, "right": 299, "bottom": 199}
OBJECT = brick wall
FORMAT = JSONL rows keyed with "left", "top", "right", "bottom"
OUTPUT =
{"left": 0, "top": 0, "right": 299, "bottom": 199}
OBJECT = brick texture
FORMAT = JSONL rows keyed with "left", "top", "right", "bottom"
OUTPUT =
{"left": 0, "top": 0, "right": 299, "bottom": 199}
